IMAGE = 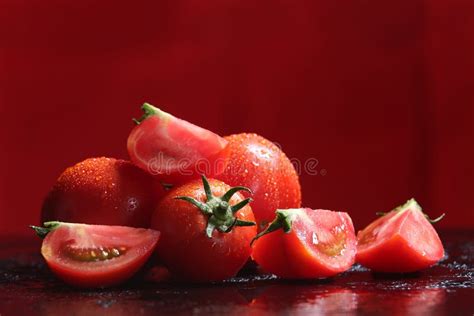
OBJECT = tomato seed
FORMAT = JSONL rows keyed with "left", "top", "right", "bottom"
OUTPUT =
{"left": 64, "top": 245, "right": 127, "bottom": 262}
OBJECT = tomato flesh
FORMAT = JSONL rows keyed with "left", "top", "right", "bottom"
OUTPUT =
{"left": 41, "top": 222, "right": 160, "bottom": 288}
{"left": 127, "top": 105, "right": 229, "bottom": 184}
{"left": 356, "top": 199, "right": 444, "bottom": 273}
{"left": 251, "top": 208, "right": 357, "bottom": 279}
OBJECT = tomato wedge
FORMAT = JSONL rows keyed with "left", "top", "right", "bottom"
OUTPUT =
{"left": 127, "top": 103, "right": 229, "bottom": 184}
{"left": 32, "top": 222, "right": 160, "bottom": 288}
{"left": 356, "top": 199, "right": 444, "bottom": 273}
{"left": 251, "top": 208, "right": 357, "bottom": 279}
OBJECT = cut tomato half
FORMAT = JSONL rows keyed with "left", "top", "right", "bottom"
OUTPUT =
{"left": 356, "top": 199, "right": 444, "bottom": 273}
{"left": 251, "top": 208, "right": 357, "bottom": 279}
{"left": 33, "top": 222, "right": 160, "bottom": 288}
{"left": 127, "top": 103, "right": 229, "bottom": 184}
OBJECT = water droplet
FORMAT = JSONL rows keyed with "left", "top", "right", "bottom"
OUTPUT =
{"left": 312, "top": 232, "right": 319, "bottom": 245}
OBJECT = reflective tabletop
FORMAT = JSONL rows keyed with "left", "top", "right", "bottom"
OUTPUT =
{"left": 0, "top": 230, "right": 472, "bottom": 316}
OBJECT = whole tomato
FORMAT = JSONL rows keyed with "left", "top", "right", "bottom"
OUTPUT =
{"left": 151, "top": 176, "right": 257, "bottom": 282}
{"left": 216, "top": 133, "right": 302, "bottom": 230}
{"left": 41, "top": 157, "right": 164, "bottom": 227}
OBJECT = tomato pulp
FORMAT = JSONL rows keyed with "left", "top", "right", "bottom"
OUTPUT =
{"left": 127, "top": 103, "right": 229, "bottom": 184}
{"left": 251, "top": 208, "right": 357, "bottom": 279}
{"left": 356, "top": 199, "right": 444, "bottom": 273}
{"left": 35, "top": 222, "right": 160, "bottom": 288}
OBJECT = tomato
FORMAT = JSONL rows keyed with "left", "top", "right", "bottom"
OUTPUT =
{"left": 251, "top": 208, "right": 357, "bottom": 279}
{"left": 151, "top": 176, "right": 257, "bottom": 282}
{"left": 127, "top": 103, "right": 229, "bottom": 184}
{"left": 216, "top": 133, "right": 301, "bottom": 230}
{"left": 41, "top": 157, "right": 164, "bottom": 228}
{"left": 356, "top": 198, "right": 444, "bottom": 273}
{"left": 31, "top": 221, "right": 160, "bottom": 288}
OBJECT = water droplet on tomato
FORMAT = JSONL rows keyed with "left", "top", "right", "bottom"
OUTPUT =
{"left": 312, "top": 232, "right": 319, "bottom": 245}
{"left": 127, "top": 197, "right": 138, "bottom": 212}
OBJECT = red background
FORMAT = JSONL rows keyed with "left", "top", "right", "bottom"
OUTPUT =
{"left": 1, "top": 0, "right": 473, "bottom": 236}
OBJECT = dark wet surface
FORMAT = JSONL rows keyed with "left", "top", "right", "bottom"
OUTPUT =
{"left": 0, "top": 230, "right": 473, "bottom": 315}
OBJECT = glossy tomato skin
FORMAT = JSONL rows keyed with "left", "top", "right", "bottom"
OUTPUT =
{"left": 151, "top": 178, "right": 256, "bottom": 282}
{"left": 252, "top": 208, "right": 357, "bottom": 279}
{"left": 356, "top": 199, "right": 444, "bottom": 273}
{"left": 41, "top": 157, "right": 164, "bottom": 228}
{"left": 41, "top": 222, "right": 160, "bottom": 288}
{"left": 127, "top": 105, "right": 229, "bottom": 184}
{"left": 216, "top": 133, "right": 301, "bottom": 230}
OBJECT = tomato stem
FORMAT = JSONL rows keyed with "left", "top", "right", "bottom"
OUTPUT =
{"left": 425, "top": 213, "right": 445, "bottom": 224}
{"left": 30, "top": 221, "right": 61, "bottom": 239}
{"left": 132, "top": 103, "right": 163, "bottom": 125}
{"left": 250, "top": 209, "right": 295, "bottom": 246}
{"left": 375, "top": 198, "right": 446, "bottom": 224}
{"left": 174, "top": 175, "right": 256, "bottom": 238}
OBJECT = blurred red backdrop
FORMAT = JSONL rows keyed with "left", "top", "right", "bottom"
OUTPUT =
{"left": 1, "top": 0, "right": 473, "bottom": 236}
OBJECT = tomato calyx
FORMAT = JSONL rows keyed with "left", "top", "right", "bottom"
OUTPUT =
{"left": 30, "top": 221, "right": 62, "bottom": 239}
{"left": 375, "top": 198, "right": 446, "bottom": 224}
{"left": 250, "top": 209, "right": 296, "bottom": 246}
{"left": 132, "top": 102, "right": 170, "bottom": 125}
{"left": 175, "top": 175, "right": 256, "bottom": 238}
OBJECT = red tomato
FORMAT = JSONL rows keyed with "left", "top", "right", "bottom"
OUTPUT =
{"left": 127, "top": 103, "right": 229, "bottom": 184}
{"left": 216, "top": 133, "right": 301, "bottom": 230}
{"left": 251, "top": 208, "right": 357, "bottom": 279}
{"left": 356, "top": 199, "right": 444, "bottom": 273}
{"left": 32, "top": 222, "right": 160, "bottom": 288}
{"left": 41, "top": 157, "right": 164, "bottom": 228}
{"left": 151, "top": 176, "right": 257, "bottom": 282}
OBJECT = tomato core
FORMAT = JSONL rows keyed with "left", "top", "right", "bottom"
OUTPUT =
{"left": 64, "top": 243, "right": 127, "bottom": 262}
{"left": 313, "top": 227, "right": 347, "bottom": 257}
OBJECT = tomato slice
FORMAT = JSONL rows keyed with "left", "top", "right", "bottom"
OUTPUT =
{"left": 127, "top": 103, "right": 229, "bottom": 184}
{"left": 356, "top": 199, "right": 444, "bottom": 273}
{"left": 251, "top": 208, "right": 357, "bottom": 279}
{"left": 35, "top": 222, "right": 160, "bottom": 288}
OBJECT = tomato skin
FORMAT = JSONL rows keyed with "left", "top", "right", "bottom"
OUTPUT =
{"left": 251, "top": 208, "right": 357, "bottom": 279}
{"left": 356, "top": 199, "right": 444, "bottom": 273}
{"left": 41, "top": 157, "right": 164, "bottom": 228}
{"left": 40, "top": 222, "right": 160, "bottom": 288}
{"left": 127, "top": 104, "right": 229, "bottom": 184}
{"left": 216, "top": 133, "right": 302, "bottom": 230}
{"left": 151, "top": 178, "right": 257, "bottom": 282}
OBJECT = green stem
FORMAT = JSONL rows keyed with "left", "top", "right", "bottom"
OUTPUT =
{"left": 30, "top": 221, "right": 61, "bottom": 239}
{"left": 250, "top": 209, "right": 295, "bottom": 246}
{"left": 132, "top": 102, "right": 161, "bottom": 125}
{"left": 375, "top": 198, "right": 445, "bottom": 224}
{"left": 176, "top": 175, "right": 256, "bottom": 238}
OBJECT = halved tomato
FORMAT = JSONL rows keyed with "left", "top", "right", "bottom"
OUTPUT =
{"left": 356, "top": 199, "right": 444, "bottom": 273}
{"left": 32, "top": 222, "right": 160, "bottom": 288}
{"left": 127, "top": 103, "right": 229, "bottom": 184}
{"left": 251, "top": 208, "right": 357, "bottom": 279}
